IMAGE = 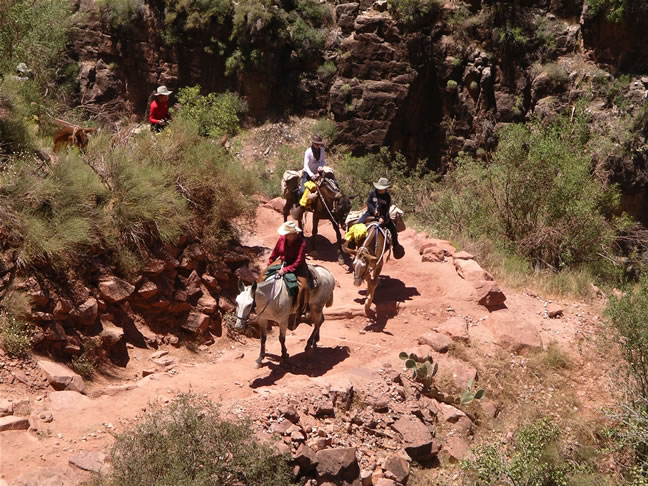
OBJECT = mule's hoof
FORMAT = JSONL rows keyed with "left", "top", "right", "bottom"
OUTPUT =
{"left": 254, "top": 360, "right": 263, "bottom": 369}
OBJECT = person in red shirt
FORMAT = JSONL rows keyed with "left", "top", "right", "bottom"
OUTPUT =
{"left": 267, "top": 221, "right": 309, "bottom": 329}
{"left": 149, "top": 86, "right": 172, "bottom": 132}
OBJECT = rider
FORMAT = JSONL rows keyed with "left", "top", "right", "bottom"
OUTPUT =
{"left": 301, "top": 134, "right": 326, "bottom": 197}
{"left": 267, "top": 221, "right": 309, "bottom": 329}
{"left": 357, "top": 177, "right": 405, "bottom": 259}
{"left": 149, "top": 86, "right": 172, "bottom": 132}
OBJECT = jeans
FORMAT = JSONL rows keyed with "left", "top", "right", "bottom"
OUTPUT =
{"left": 300, "top": 172, "right": 311, "bottom": 197}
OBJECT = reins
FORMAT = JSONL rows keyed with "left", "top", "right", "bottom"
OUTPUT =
{"left": 237, "top": 273, "right": 283, "bottom": 321}
{"left": 316, "top": 178, "right": 341, "bottom": 226}
{"left": 355, "top": 223, "right": 389, "bottom": 278}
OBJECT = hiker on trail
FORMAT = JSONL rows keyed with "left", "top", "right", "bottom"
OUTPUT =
{"left": 357, "top": 177, "right": 405, "bottom": 259}
{"left": 149, "top": 85, "right": 172, "bottom": 132}
{"left": 301, "top": 134, "right": 326, "bottom": 196}
{"left": 266, "top": 221, "right": 309, "bottom": 329}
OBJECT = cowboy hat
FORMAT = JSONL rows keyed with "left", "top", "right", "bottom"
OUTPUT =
{"left": 373, "top": 177, "right": 391, "bottom": 190}
{"left": 16, "top": 63, "right": 31, "bottom": 74}
{"left": 155, "top": 85, "right": 172, "bottom": 96}
{"left": 311, "top": 134, "right": 324, "bottom": 145}
{"left": 278, "top": 221, "right": 302, "bottom": 235}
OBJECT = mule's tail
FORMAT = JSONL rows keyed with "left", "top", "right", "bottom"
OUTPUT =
{"left": 325, "top": 287, "right": 334, "bottom": 308}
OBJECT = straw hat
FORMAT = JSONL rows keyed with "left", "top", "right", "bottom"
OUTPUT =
{"left": 373, "top": 177, "right": 391, "bottom": 190}
{"left": 278, "top": 221, "right": 302, "bottom": 235}
{"left": 155, "top": 85, "right": 172, "bottom": 96}
{"left": 311, "top": 134, "right": 324, "bottom": 146}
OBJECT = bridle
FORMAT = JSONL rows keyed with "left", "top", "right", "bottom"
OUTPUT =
{"left": 353, "top": 224, "right": 390, "bottom": 280}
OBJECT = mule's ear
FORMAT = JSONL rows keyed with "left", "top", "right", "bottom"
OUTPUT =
{"left": 252, "top": 281, "right": 257, "bottom": 292}
{"left": 238, "top": 278, "right": 245, "bottom": 292}
{"left": 343, "top": 247, "right": 357, "bottom": 256}
{"left": 366, "top": 254, "right": 379, "bottom": 263}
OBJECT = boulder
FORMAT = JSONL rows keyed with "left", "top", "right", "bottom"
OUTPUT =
{"left": 375, "top": 479, "right": 397, "bottom": 486}
{"left": 473, "top": 280, "right": 507, "bottom": 307}
{"left": 69, "top": 450, "right": 108, "bottom": 474}
{"left": 454, "top": 258, "right": 493, "bottom": 282}
{"left": 417, "top": 332, "right": 453, "bottom": 353}
{"left": 72, "top": 297, "right": 98, "bottom": 325}
{"left": 0, "top": 399, "right": 13, "bottom": 417}
{"left": 421, "top": 246, "right": 444, "bottom": 263}
{"left": 315, "top": 447, "right": 360, "bottom": 484}
{"left": 137, "top": 280, "right": 158, "bottom": 299}
{"left": 98, "top": 277, "right": 135, "bottom": 303}
{"left": 391, "top": 416, "right": 435, "bottom": 461}
{"left": 264, "top": 197, "right": 287, "bottom": 213}
{"left": 454, "top": 251, "right": 474, "bottom": 260}
{"left": 99, "top": 321, "right": 125, "bottom": 348}
{"left": 443, "top": 436, "right": 469, "bottom": 462}
{"left": 197, "top": 293, "right": 218, "bottom": 314}
{"left": 436, "top": 316, "right": 469, "bottom": 342}
{"left": 294, "top": 444, "right": 318, "bottom": 473}
{"left": 38, "top": 360, "right": 85, "bottom": 393}
{"left": 0, "top": 415, "right": 29, "bottom": 431}
{"left": 484, "top": 310, "right": 542, "bottom": 354}
{"left": 382, "top": 454, "right": 410, "bottom": 484}
{"left": 546, "top": 303, "right": 563, "bottom": 318}
{"left": 182, "top": 312, "right": 210, "bottom": 334}
{"left": 48, "top": 391, "right": 91, "bottom": 410}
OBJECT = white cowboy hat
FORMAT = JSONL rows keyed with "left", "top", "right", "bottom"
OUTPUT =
{"left": 16, "top": 63, "right": 31, "bottom": 74}
{"left": 373, "top": 177, "right": 391, "bottom": 190}
{"left": 155, "top": 85, "right": 172, "bottom": 96}
{"left": 278, "top": 221, "right": 302, "bottom": 236}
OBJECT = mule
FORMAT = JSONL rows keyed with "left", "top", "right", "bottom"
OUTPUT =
{"left": 235, "top": 265, "right": 335, "bottom": 367}
{"left": 53, "top": 126, "right": 97, "bottom": 153}
{"left": 344, "top": 222, "right": 391, "bottom": 315}
{"left": 282, "top": 173, "right": 352, "bottom": 265}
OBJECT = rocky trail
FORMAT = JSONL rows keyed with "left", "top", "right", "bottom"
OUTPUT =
{"left": 0, "top": 202, "right": 613, "bottom": 485}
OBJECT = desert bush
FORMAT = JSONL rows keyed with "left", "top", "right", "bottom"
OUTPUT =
{"left": 175, "top": 86, "right": 247, "bottom": 138}
{"left": 586, "top": 0, "right": 648, "bottom": 22}
{"left": 161, "top": 0, "right": 231, "bottom": 44}
{"left": 0, "top": 0, "right": 75, "bottom": 78}
{"left": 317, "top": 60, "right": 337, "bottom": 81}
{"left": 387, "top": 0, "right": 440, "bottom": 24}
{"left": 92, "top": 393, "right": 296, "bottom": 486}
{"left": 313, "top": 117, "right": 337, "bottom": 146}
{"left": 462, "top": 418, "right": 572, "bottom": 485}
{"left": 0, "top": 314, "right": 33, "bottom": 358}
{"left": 433, "top": 114, "right": 622, "bottom": 269}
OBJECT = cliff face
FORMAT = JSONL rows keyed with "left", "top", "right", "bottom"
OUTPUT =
{"left": 73, "top": 0, "right": 648, "bottom": 220}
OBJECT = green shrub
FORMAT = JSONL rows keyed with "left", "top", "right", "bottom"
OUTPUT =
{"left": 317, "top": 60, "right": 337, "bottom": 81}
{"left": 161, "top": 0, "right": 232, "bottom": 44}
{"left": 585, "top": 0, "right": 648, "bottom": 22}
{"left": 0, "top": 315, "right": 33, "bottom": 358}
{"left": 313, "top": 117, "right": 337, "bottom": 146}
{"left": 462, "top": 418, "right": 571, "bottom": 485}
{"left": 433, "top": 114, "right": 622, "bottom": 269}
{"left": 446, "top": 79, "right": 458, "bottom": 92}
{"left": 0, "top": 0, "right": 75, "bottom": 78}
{"left": 97, "top": 0, "right": 144, "bottom": 29}
{"left": 175, "top": 86, "right": 247, "bottom": 138}
{"left": 387, "top": 0, "right": 440, "bottom": 24}
{"left": 92, "top": 393, "right": 296, "bottom": 486}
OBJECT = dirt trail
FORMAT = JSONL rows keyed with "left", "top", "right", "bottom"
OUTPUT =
{"left": 0, "top": 204, "right": 604, "bottom": 484}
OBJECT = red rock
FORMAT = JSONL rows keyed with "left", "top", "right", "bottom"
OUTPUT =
{"left": 382, "top": 454, "right": 409, "bottom": 484}
{"left": 202, "top": 274, "right": 220, "bottom": 289}
{"left": 73, "top": 298, "right": 98, "bottom": 326}
{"left": 53, "top": 300, "right": 72, "bottom": 319}
{"left": 37, "top": 360, "right": 85, "bottom": 393}
{"left": 391, "top": 416, "right": 435, "bottom": 460}
{"left": 137, "top": 280, "right": 158, "bottom": 299}
{"left": 375, "top": 479, "right": 396, "bottom": 486}
{"left": 197, "top": 293, "right": 218, "bottom": 314}
{"left": 315, "top": 447, "right": 360, "bottom": 483}
{"left": 436, "top": 316, "right": 469, "bottom": 342}
{"left": 454, "top": 250, "right": 474, "bottom": 260}
{"left": 417, "top": 332, "right": 453, "bottom": 353}
{"left": 454, "top": 258, "right": 493, "bottom": 281}
{"left": 143, "top": 259, "right": 166, "bottom": 275}
{"left": 264, "top": 197, "right": 287, "bottom": 213}
{"left": 443, "top": 436, "right": 469, "bottom": 462}
{"left": 184, "top": 270, "right": 202, "bottom": 298}
{"left": 0, "top": 416, "right": 29, "bottom": 432}
{"left": 293, "top": 444, "right": 318, "bottom": 473}
{"left": 69, "top": 450, "right": 107, "bottom": 474}
{"left": 479, "top": 398, "right": 498, "bottom": 419}
{"left": 98, "top": 277, "right": 135, "bottom": 303}
{"left": 474, "top": 280, "right": 506, "bottom": 307}
{"left": 419, "top": 242, "right": 439, "bottom": 255}
{"left": 421, "top": 246, "right": 444, "bottom": 263}
{"left": 48, "top": 391, "right": 91, "bottom": 410}
{"left": 0, "top": 399, "right": 13, "bottom": 417}
{"left": 182, "top": 312, "right": 210, "bottom": 334}
{"left": 547, "top": 303, "right": 563, "bottom": 318}
{"left": 99, "top": 322, "right": 124, "bottom": 348}
{"left": 484, "top": 310, "right": 542, "bottom": 354}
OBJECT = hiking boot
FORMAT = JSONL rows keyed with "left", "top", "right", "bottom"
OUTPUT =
{"left": 394, "top": 244, "right": 405, "bottom": 259}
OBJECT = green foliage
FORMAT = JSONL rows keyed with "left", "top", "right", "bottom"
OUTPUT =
{"left": 313, "top": 117, "right": 337, "bottom": 147}
{"left": 460, "top": 377, "right": 485, "bottom": 404}
{"left": 175, "top": 86, "right": 247, "bottom": 138}
{"left": 433, "top": 113, "right": 622, "bottom": 269}
{"left": 585, "top": 0, "right": 648, "bottom": 22}
{"left": 446, "top": 79, "right": 458, "bottom": 92}
{"left": 93, "top": 393, "right": 296, "bottom": 486}
{"left": 399, "top": 351, "right": 438, "bottom": 390}
{"left": 0, "top": 315, "right": 33, "bottom": 358}
{"left": 161, "top": 0, "right": 231, "bottom": 44}
{"left": 605, "top": 277, "right": 648, "bottom": 398}
{"left": 0, "top": 0, "right": 75, "bottom": 78}
{"left": 97, "top": 0, "right": 144, "bottom": 29}
{"left": 71, "top": 353, "right": 96, "bottom": 379}
{"left": 593, "top": 74, "right": 632, "bottom": 112}
{"left": 387, "top": 0, "right": 440, "bottom": 24}
{"left": 317, "top": 60, "right": 337, "bottom": 81}
{"left": 496, "top": 25, "right": 527, "bottom": 47}
{"left": 535, "top": 15, "right": 559, "bottom": 50}
{"left": 462, "top": 418, "right": 572, "bottom": 485}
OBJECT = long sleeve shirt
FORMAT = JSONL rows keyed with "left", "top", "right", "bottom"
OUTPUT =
{"left": 366, "top": 189, "right": 392, "bottom": 220}
{"left": 303, "top": 147, "right": 325, "bottom": 177}
{"left": 149, "top": 99, "right": 169, "bottom": 124}
{"left": 268, "top": 235, "right": 307, "bottom": 273}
